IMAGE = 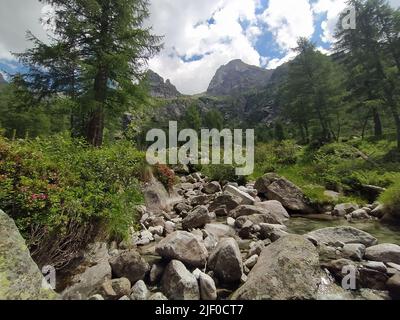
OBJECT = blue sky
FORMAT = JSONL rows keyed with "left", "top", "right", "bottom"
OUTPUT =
{"left": 1, "top": 0, "right": 399, "bottom": 94}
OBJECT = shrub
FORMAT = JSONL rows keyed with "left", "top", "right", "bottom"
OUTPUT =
{"left": 0, "top": 134, "right": 145, "bottom": 268}
{"left": 153, "top": 163, "right": 176, "bottom": 191}
{"left": 379, "top": 181, "right": 400, "bottom": 219}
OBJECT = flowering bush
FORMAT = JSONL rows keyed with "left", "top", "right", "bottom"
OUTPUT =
{"left": 0, "top": 133, "right": 146, "bottom": 268}
{"left": 153, "top": 163, "right": 176, "bottom": 191}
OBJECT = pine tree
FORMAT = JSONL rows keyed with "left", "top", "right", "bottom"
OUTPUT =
{"left": 17, "top": 0, "right": 162, "bottom": 146}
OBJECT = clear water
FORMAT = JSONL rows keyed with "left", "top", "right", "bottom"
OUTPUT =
{"left": 286, "top": 215, "right": 400, "bottom": 245}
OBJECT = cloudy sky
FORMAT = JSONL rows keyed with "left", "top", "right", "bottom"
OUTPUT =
{"left": 1, "top": 0, "right": 399, "bottom": 94}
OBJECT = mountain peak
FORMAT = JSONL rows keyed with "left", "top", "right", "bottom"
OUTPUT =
{"left": 146, "top": 70, "right": 181, "bottom": 99}
{"left": 207, "top": 59, "right": 274, "bottom": 96}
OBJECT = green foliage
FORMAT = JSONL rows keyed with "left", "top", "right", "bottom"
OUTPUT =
{"left": 204, "top": 109, "right": 224, "bottom": 130}
{"left": 379, "top": 180, "right": 400, "bottom": 216}
{"left": 182, "top": 104, "right": 202, "bottom": 132}
{"left": 200, "top": 164, "right": 246, "bottom": 185}
{"left": 0, "top": 134, "right": 145, "bottom": 267}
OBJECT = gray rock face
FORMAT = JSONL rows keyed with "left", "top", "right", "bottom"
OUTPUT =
{"left": 306, "top": 227, "right": 378, "bottom": 247}
{"left": 109, "top": 250, "right": 150, "bottom": 284}
{"left": 232, "top": 235, "right": 321, "bottom": 300}
{"left": 146, "top": 70, "right": 181, "bottom": 99}
{"left": 208, "top": 238, "right": 243, "bottom": 284}
{"left": 0, "top": 210, "right": 58, "bottom": 300}
{"left": 182, "top": 206, "right": 211, "bottom": 230}
{"left": 207, "top": 59, "right": 274, "bottom": 96}
{"left": 254, "top": 173, "right": 313, "bottom": 213}
{"left": 365, "top": 244, "right": 400, "bottom": 264}
{"left": 162, "top": 260, "right": 200, "bottom": 300}
{"left": 156, "top": 231, "right": 209, "bottom": 267}
{"left": 342, "top": 244, "right": 366, "bottom": 261}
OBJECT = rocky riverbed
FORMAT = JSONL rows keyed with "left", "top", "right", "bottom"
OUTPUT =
{"left": 1, "top": 170, "right": 400, "bottom": 300}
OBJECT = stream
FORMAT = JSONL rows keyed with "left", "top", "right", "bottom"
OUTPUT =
{"left": 287, "top": 214, "right": 400, "bottom": 245}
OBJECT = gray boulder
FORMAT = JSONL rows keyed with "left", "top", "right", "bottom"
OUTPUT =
{"left": 208, "top": 238, "right": 243, "bottom": 284}
{"left": 109, "top": 250, "right": 150, "bottom": 284}
{"left": 0, "top": 210, "right": 58, "bottom": 300}
{"left": 224, "top": 185, "right": 255, "bottom": 205}
{"left": 182, "top": 206, "right": 211, "bottom": 230}
{"left": 162, "top": 260, "right": 200, "bottom": 300}
{"left": 365, "top": 244, "right": 400, "bottom": 264}
{"left": 198, "top": 272, "right": 217, "bottom": 300}
{"left": 203, "top": 182, "right": 222, "bottom": 194}
{"left": 232, "top": 235, "right": 321, "bottom": 300}
{"left": 130, "top": 280, "right": 150, "bottom": 300}
{"left": 156, "top": 231, "right": 208, "bottom": 267}
{"left": 209, "top": 194, "right": 241, "bottom": 212}
{"left": 332, "top": 203, "right": 359, "bottom": 217}
{"left": 254, "top": 173, "right": 313, "bottom": 213}
{"left": 255, "top": 200, "right": 290, "bottom": 223}
{"left": 342, "top": 244, "right": 366, "bottom": 261}
{"left": 306, "top": 227, "right": 378, "bottom": 247}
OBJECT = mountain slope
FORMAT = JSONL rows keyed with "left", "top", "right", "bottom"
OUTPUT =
{"left": 145, "top": 70, "right": 181, "bottom": 99}
{"left": 207, "top": 59, "right": 274, "bottom": 96}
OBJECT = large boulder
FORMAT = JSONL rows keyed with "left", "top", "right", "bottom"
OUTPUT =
{"left": 182, "top": 206, "right": 211, "bottom": 230}
{"left": 254, "top": 173, "right": 313, "bottom": 213}
{"left": 208, "top": 238, "right": 243, "bottom": 284}
{"left": 62, "top": 261, "right": 112, "bottom": 300}
{"left": 230, "top": 205, "right": 284, "bottom": 225}
{"left": 365, "top": 244, "right": 400, "bottom": 265}
{"left": 203, "top": 182, "right": 222, "bottom": 194}
{"left": 232, "top": 235, "right": 321, "bottom": 300}
{"left": 224, "top": 185, "right": 255, "bottom": 205}
{"left": 161, "top": 260, "right": 200, "bottom": 300}
{"left": 0, "top": 210, "right": 58, "bottom": 300}
{"left": 209, "top": 194, "right": 241, "bottom": 212}
{"left": 204, "top": 224, "right": 236, "bottom": 239}
{"left": 156, "top": 231, "right": 208, "bottom": 267}
{"left": 109, "top": 250, "right": 150, "bottom": 284}
{"left": 306, "top": 227, "right": 378, "bottom": 247}
{"left": 255, "top": 201, "right": 290, "bottom": 224}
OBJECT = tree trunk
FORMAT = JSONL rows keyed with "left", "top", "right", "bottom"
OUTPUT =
{"left": 372, "top": 107, "right": 383, "bottom": 138}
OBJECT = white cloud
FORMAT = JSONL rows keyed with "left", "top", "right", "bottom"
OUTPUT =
{"left": 258, "top": 0, "right": 315, "bottom": 51}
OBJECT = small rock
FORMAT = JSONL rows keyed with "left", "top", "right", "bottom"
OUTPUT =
{"left": 150, "top": 263, "right": 165, "bottom": 285}
{"left": 130, "top": 280, "right": 150, "bottom": 300}
{"left": 182, "top": 206, "right": 211, "bottom": 230}
{"left": 224, "top": 185, "right": 255, "bottom": 205}
{"left": 365, "top": 244, "right": 400, "bottom": 264}
{"left": 203, "top": 181, "right": 222, "bottom": 194}
{"left": 215, "top": 206, "right": 228, "bottom": 217}
{"left": 89, "top": 294, "right": 104, "bottom": 300}
{"left": 199, "top": 272, "right": 217, "bottom": 300}
{"left": 227, "top": 217, "right": 236, "bottom": 227}
{"left": 149, "top": 226, "right": 164, "bottom": 236}
{"left": 149, "top": 292, "right": 168, "bottom": 300}
{"left": 332, "top": 203, "right": 359, "bottom": 217}
{"left": 109, "top": 250, "right": 150, "bottom": 284}
{"left": 362, "top": 261, "right": 387, "bottom": 273}
{"left": 342, "top": 244, "right": 366, "bottom": 261}
{"left": 244, "top": 255, "right": 258, "bottom": 269}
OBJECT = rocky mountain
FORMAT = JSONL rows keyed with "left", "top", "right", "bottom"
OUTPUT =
{"left": 207, "top": 59, "right": 274, "bottom": 96}
{"left": 146, "top": 70, "right": 181, "bottom": 99}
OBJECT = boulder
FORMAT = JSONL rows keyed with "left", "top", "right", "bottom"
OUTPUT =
{"left": 342, "top": 244, "right": 366, "bottom": 261}
{"left": 109, "top": 250, "right": 150, "bottom": 284}
{"left": 149, "top": 292, "right": 168, "bottom": 300}
{"left": 255, "top": 201, "right": 290, "bottom": 223}
{"left": 387, "top": 274, "right": 400, "bottom": 297}
{"left": 150, "top": 263, "right": 165, "bottom": 285}
{"left": 208, "top": 238, "right": 243, "bottom": 284}
{"left": 332, "top": 203, "right": 359, "bottom": 217}
{"left": 232, "top": 235, "right": 321, "bottom": 300}
{"left": 130, "top": 280, "right": 150, "bottom": 300}
{"left": 144, "top": 178, "right": 171, "bottom": 212}
{"left": 209, "top": 194, "right": 241, "bottom": 212}
{"left": 203, "top": 182, "right": 222, "bottom": 194}
{"left": 235, "top": 214, "right": 283, "bottom": 229}
{"left": 224, "top": 185, "right": 255, "bottom": 205}
{"left": 370, "top": 204, "right": 385, "bottom": 219}
{"left": 156, "top": 231, "right": 208, "bottom": 267}
{"left": 0, "top": 210, "right": 58, "bottom": 300}
{"left": 162, "top": 260, "right": 200, "bottom": 300}
{"left": 365, "top": 244, "right": 400, "bottom": 264}
{"left": 198, "top": 272, "right": 217, "bottom": 300}
{"left": 229, "top": 205, "right": 285, "bottom": 226}
{"left": 306, "top": 227, "right": 378, "bottom": 247}
{"left": 359, "top": 267, "right": 389, "bottom": 291}
{"left": 259, "top": 223, "right": 289, "bottom": 242}
{"left": 350, "top": 209, "right": 370, "bottom": 220}
{"left": 62, "top": 261, "right": 112, "bottom": 300}
{"left": 204, "top": 223, "right": 236, "bottom": 239}
{"left": 101, "top": 278, "right": 131, "bottom": 300}
{"left": 254, "top": 173, "right": 313, "bottom": 213}
{"left": 182, "top": 206, "right": 211, "bottom": 230}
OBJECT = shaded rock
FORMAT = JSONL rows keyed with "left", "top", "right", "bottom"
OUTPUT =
{"left": 321, "top": 259, "right": 359, "bottom": 282}
{"left": 149, "top": 292, "right": 168, "bottom": 300}
{"left": 150, "top": 263, "right": 165, "bottom": 285}
{"left": 182, "top": 206, "right": 210, "bottom": 230}
{"left": 199, "top": 272, "right": 217, "bottom": 300}
{"left": 370, "top": 204, "right": 385, "bottom": 219}
{"left": 362, "top": 261, "right": 387, "bottom": 273}
{"left": 359, "top": 267, "right": 389, "bottom": 291}
{"left": 162, "top": 260, "right": 200, "bottom": 300}
{"left": 214, "top": 206, "right": 228, "bottom": 217}
{"left": 174, "top": 203, "right": 192, "bottom": 215}
{"left": 204, "top": 223, "right": 236, "bottom": 239}
{"left": 62, "top": 261, "right": 112, "bottom": 300}
{"left": 351, "top": 209, "right": 370, "bottom": 220}
{"left": 306, "top": 227, "right": 378, "bottom": 247}
{"left": 83, "top": 242, "right": 110, "bottom": 265}
{"left": 208, "top": 238, "right": 243, "bottom": 284}
{"left": 101, "top": 278, "right": 131, "bottom": 300}
{"left": 244, "top": 255, "right": 258, "bottom": 269}
{"left": 332, "top": 203, "right": 359, "bottom": 217}
{"left": 109, "top": 250, "right": 149, "bottom": 284}
{"left": 235, "top": 214, "right": 283, "bottom": 229}
{"left": 209, "top": 194, "right": 241, "bottom": 212}
{"left": 342, "top": 244, "right": 366, "bottom": 261}
{"left": 259, "top": 223, "right": 289, "bottom": 242}
{"left": 0, "top": 210, "right": 58, "bottom": 300}
{"left": 156, "top": 231, "right": 208, "bottom": 268}
{"left": 365, "top": 244, "right": 400, "bottom": 264}
{"left": 254, "top": 173, "right": 313, "bottom": 213}
{"left": 387, "top": 274, "right": 400, "bottom": 297}
{"left": 224, "top": 185, "right": 255, "bottom": 205}
{"left": 203, "top": 182, "right": 222, "bottom": 194}
{"left": 130, "top": 280, "right": 150, "bottom": 300}
{"left": 144, "top": 178, "right": 171, "bottom": 212}
{"left": 232, "top": 235, "right": 321, "bottom": 300}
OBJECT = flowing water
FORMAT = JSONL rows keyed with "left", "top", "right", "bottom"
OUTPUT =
{"left": 286, "top": 214, "right": 400, "bottom": 245}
